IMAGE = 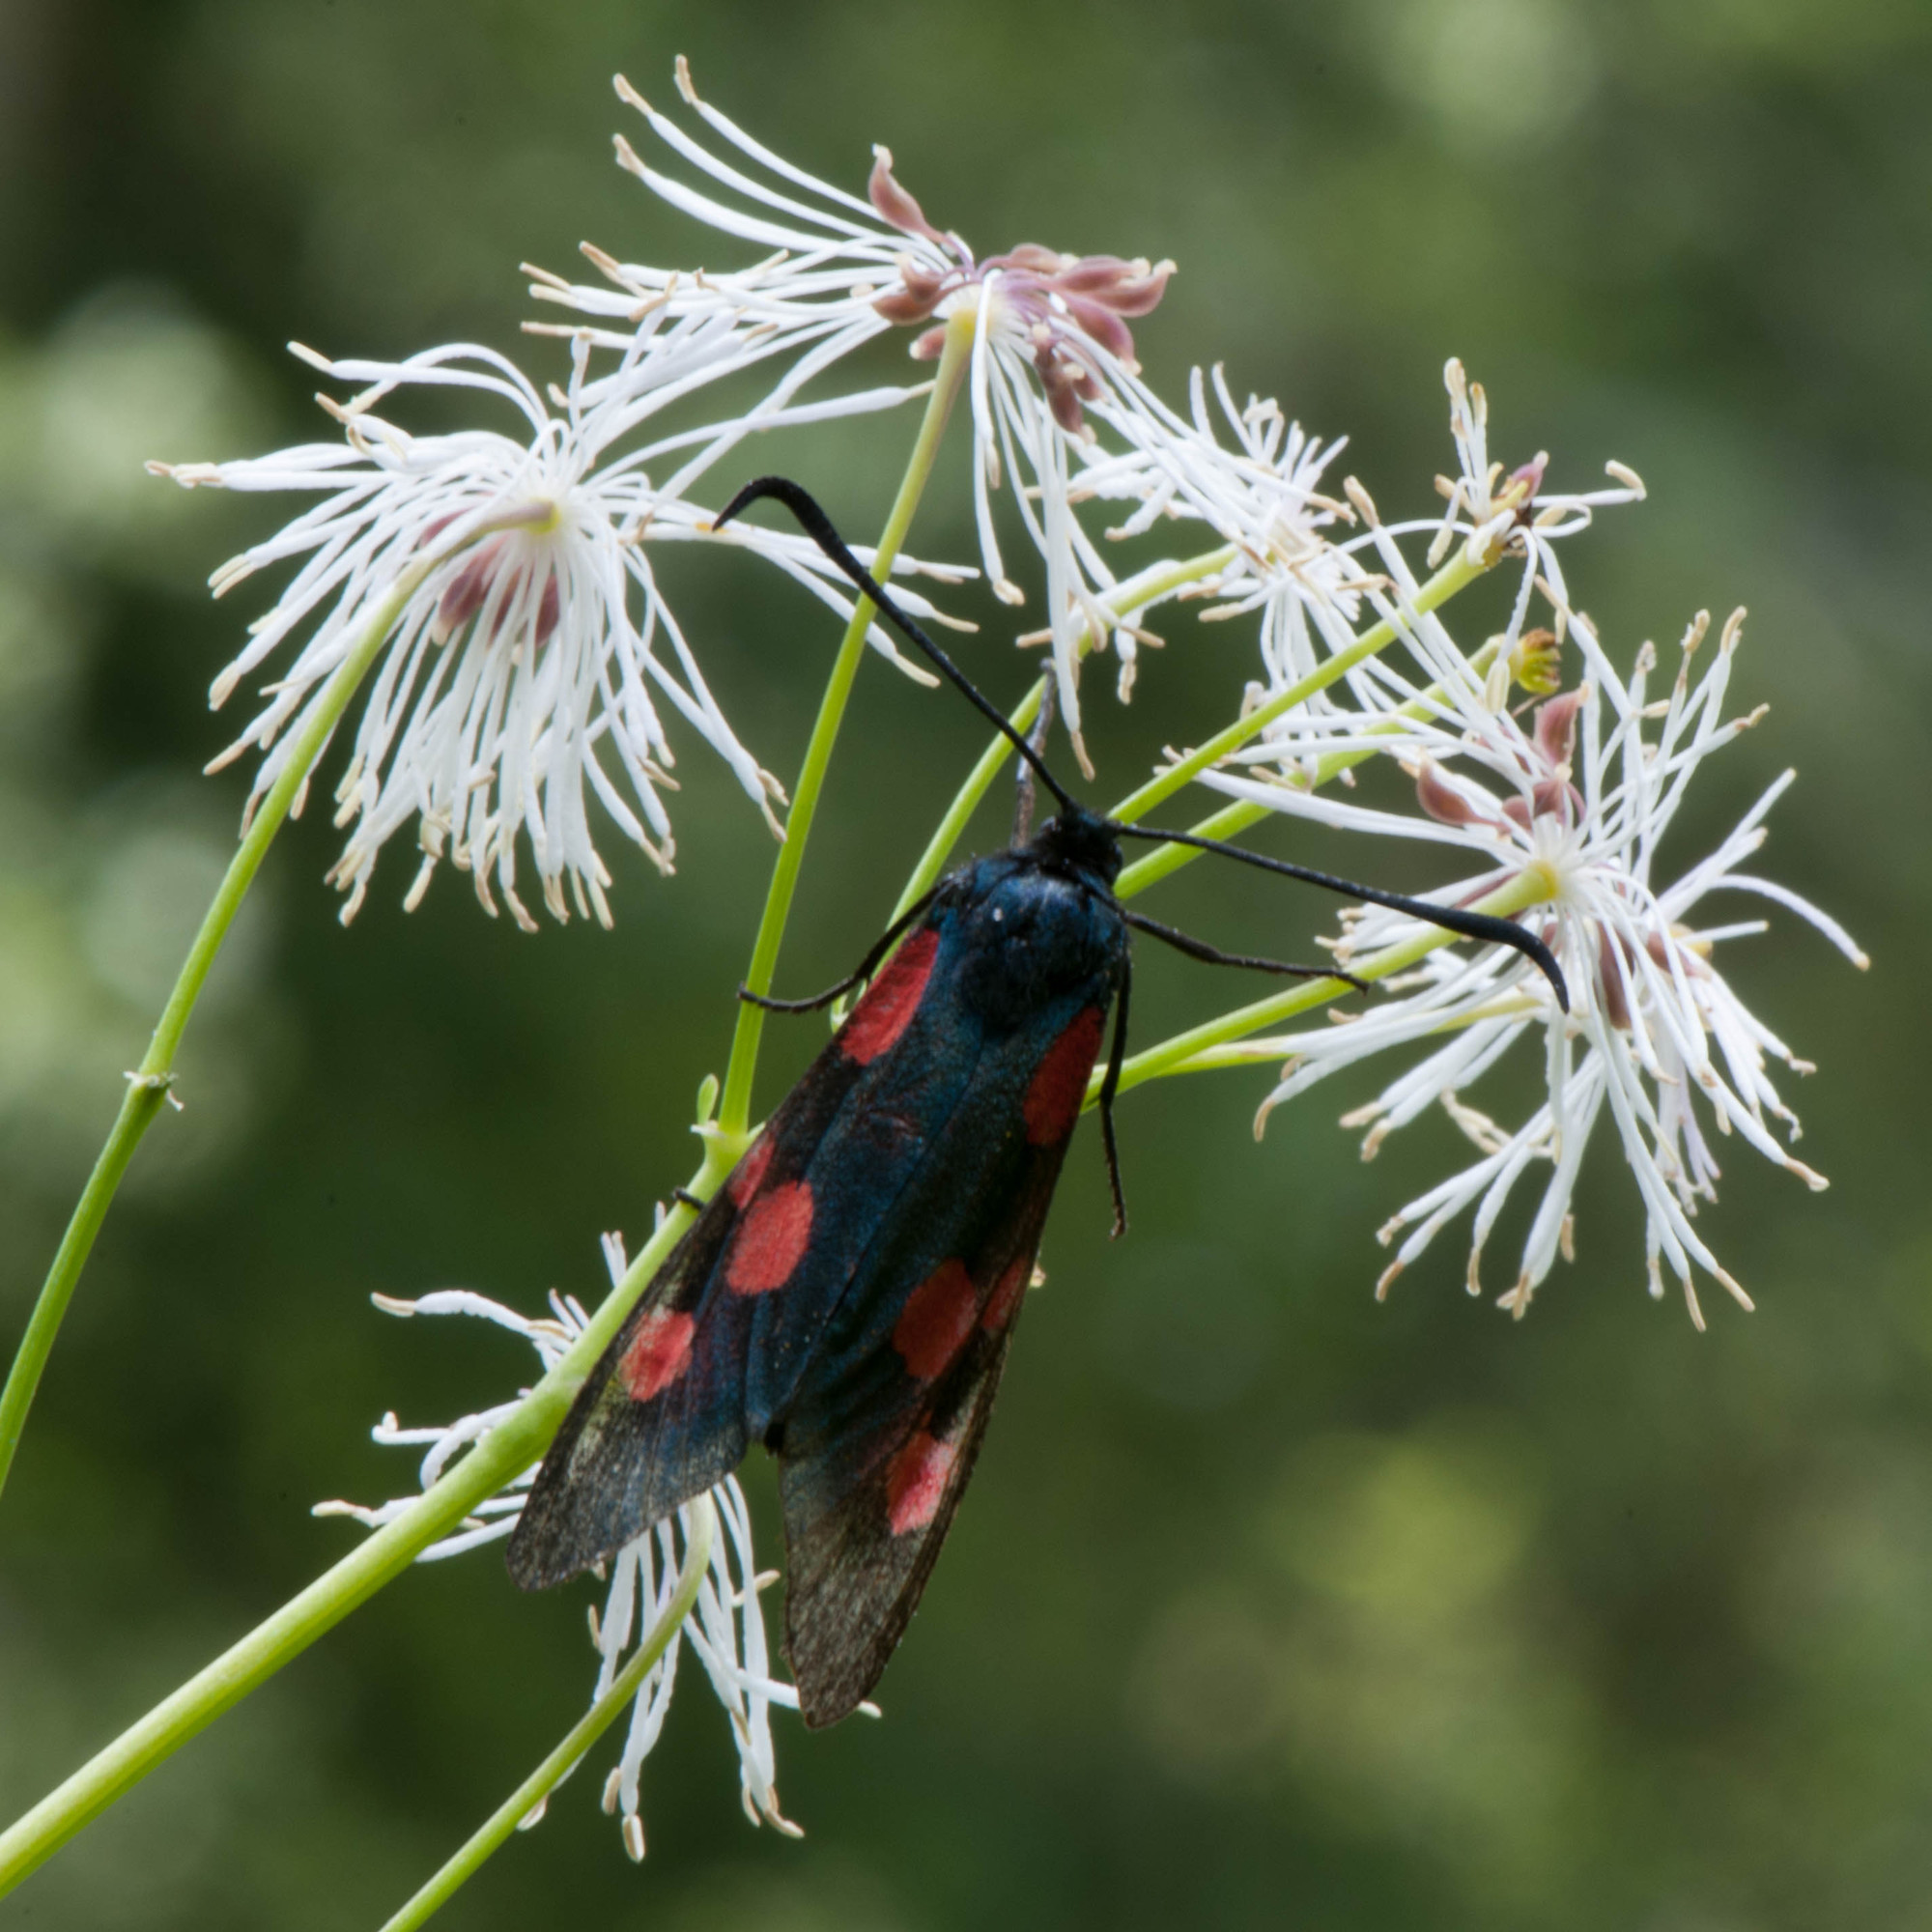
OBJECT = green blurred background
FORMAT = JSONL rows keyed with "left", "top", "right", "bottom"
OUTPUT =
{"left": 2, "top": 2, "right": 1928, "bottom": 1926}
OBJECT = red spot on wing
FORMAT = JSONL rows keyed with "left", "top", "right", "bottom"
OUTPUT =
{"left": 619, "top": 1310, "right": 696, "bottom": 1401}
{"left": 727, "top": 1134, "right": 776, "bottom": 1208}
{"left": 726, "top": 1181, "right": 814, "bottom": 1295}
{"left": 893, "top": 1259, "right": 979, "bottom": 1379}
{"left": 886, "top": 1429, "right": 958, "bottom": 1535}
{"left": 1024, "top": 1006, "right": 1106, "bottom": 1145}
{"left": 982, "top": 1257, "right": 1029, "bottom": 1333}
{"left": 839, "top": 928, "right": 940, "bottom": 1065}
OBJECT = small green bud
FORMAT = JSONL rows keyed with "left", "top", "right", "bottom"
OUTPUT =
{"left": 1509, "top": 627, "right": 1563, "bottom": 696}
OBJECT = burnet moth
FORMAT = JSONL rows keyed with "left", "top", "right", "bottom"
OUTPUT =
{"left": 506, "top": 477, "right": 1568, "bottom": 1726}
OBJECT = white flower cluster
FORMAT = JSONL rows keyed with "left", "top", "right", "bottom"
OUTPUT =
{"left": 240, "top": 53, "right": 1862, "bottom": 1864}
{"left": 535, "top": 58, "right": 1177, "bottom": 768}
{"left": 1200, "top": 598, "right": 1864, "bottom": 1327}
{"left": 1066, "top": 350, "right": 1854, "bottom": 1326}
{"left": 155, "top": 325, "right": 959, "bottom": 926}
{"left": 314, "top": 1233, "right": 806, "bottom": 1852}
{"left": 156, "top": 53, "right": 1198, "bottom": 923}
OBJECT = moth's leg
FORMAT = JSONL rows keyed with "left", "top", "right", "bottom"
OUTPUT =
{"left": 1099, "top": 957, "right": 1131, "bottom": 1239}
{"left": 738, "top": 886, "right": 942, "bottom": 1013}
{"left": 1118, "top": 905, "right": 1367, "bottom": 992}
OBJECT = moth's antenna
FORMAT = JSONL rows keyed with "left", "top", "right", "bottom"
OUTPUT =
{"left": 714, "top": 476, "right": 1569, "bottom": 1010}
{"left": 713, "top": 476, "right": 1078, "bottom": 814}
{"left": 1106, "top": 821, "right": 1570, "bottom": 1010}
{"left": 1012, "top": 677, "right": 1058, "bottom": 845}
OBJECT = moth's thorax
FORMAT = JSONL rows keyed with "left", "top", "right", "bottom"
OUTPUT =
{"left": 1024, "top": 804, "right": 1122, "bottom": 889}
{"left": 948, "top": 849, "right": 1126, "bottom": 1030}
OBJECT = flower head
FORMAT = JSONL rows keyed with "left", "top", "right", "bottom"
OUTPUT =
{"left": 154, "top": 328, "right": 959, "bottom": 926}
{"left": 533, "top": 59, "right": 1179, "bottom": 770}
{"left": 1074, "top": 363, "right": 1371, "bottom": 712}
{"left": 1200, "top": 606, "right": 1865, "bottom": 1327}
{"left": 1087, "top": 357, "right": 1646, "bottom": 775}
{"left": 316, "top": 1232, "right": 808, "bottom": 1849}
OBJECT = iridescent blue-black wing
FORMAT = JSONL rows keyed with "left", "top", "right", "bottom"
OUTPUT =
{"left": 776, "top": 1003, "right": 1107, "bottom": 1725}
{"left": 510, "top": 854, "right": 1122, "bottom": 1734}
{"left": 504, "top": 925, "right": 954, "bottom": 1589}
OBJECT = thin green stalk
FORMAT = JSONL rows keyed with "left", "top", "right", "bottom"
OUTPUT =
{"left": 888, "top": 677, "right": 1044, "bottom": 924}
{"left": 876, "top": 545, "right": 1239, "bottom": 923}
{"left": 0, "top": 324, "right": 980, "bottom": 1892}
{"left": 1098, "top": 867, "right": 1556, "bottom": 1100}
{"left": 0, "top": 1115, "right": 737, "bottom": 1899}
{"left": 1112, "top": 630, "right": 1510, "bottom": 899}
{"left": 1116, "top": 796, "right": 1269, "bottom": 897}
{"left": 379, "top": 1498, "right": 717, "bottom": 1932}
{"left": 0, "top": 560, "right": 439, "bottom": 1501}
{"left": 1171, "top": 984, "right": 1543, "bottom": 1073}
{"left": 1110, "top": 545, "right": 1488, "bottom": 857}
{"left": 717, "top": 313, "right": 974, "bottom": 1139}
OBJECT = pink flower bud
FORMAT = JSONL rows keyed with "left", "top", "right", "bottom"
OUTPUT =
{"left": 1060, "top": 293, "right": 1136, "bottom": 363}
{"left": 1597, "top": 923, "right": 1632, "bottom": 1031}
{"left": 867, "top": 150, "right": 945, "bottom": 245}
{"left": 433, "top": 541, "right": 499, "bottom": 642}
{"left": 1533, "top": 687, "right": 1587, "bottom": 767}
{"left": 1531, "top": 777, "right": 1584, "bottom": 826}
{"left": 1414, "top": 759, "right": 1490, "bottom": 827}
{"left": 1506, "top": 452, "right": 1548, "bottom": 504}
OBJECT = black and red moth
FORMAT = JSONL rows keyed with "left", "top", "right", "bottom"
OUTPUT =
{"left": 506, "top": 479, "right": 1567, "bottom": 1726}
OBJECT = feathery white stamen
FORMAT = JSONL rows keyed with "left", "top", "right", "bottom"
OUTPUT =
{"left": 1222, "top": 601, "right": 1857, "bottom": 1322}
{"left": 156, "top": 330, "right": 962, "bottom": 924}
{"left": 532, "top": 61, "right": 1179, "bottom": 770}
{"left": 314, "top": 1236, "right": 802, "bottom": 1845}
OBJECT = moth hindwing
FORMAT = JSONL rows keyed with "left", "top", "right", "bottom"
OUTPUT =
{"left": 506, "top": 808, "right": 1129, "bottom": 1724}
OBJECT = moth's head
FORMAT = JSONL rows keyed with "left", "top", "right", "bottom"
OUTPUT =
{"left": 1028, "top": 803, "right": 1122, "bottom": 889}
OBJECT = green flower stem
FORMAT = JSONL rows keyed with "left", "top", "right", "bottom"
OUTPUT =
{"left": 1111, "top": 630, "right": 1509, "bottom": 900}
{"left": 1094, "top": 867, "right": 1556, "bottom": 1103}
{"left": 717, "top": 313, "right": 974, "bottom": 1140}
{"left": 0, "top": 555, "right": 448, "bottom": 1503}
{"left": 378, "top": 1497, "right": 717, "bottom": 1932}
{"left": 1110, "top": 546, "right": 1491, "bottom": 890}
{"left": 1170, "top": 985, "right": 1543, "bottom": 1072}
{"left": 886, "top": 677, "right": 1045, "bottom": 925}
{"left": 0, "top": 1110, "right": 742, "bottom": 1900}
{"left": 875, "top": 543, "right": 1238, "bottom": 924}
{"left": 0, "top": 324, "right": 980, "bottom": 1893}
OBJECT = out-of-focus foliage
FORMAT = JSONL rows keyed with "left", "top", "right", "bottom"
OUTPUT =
{"left": 0, "top": 3, "right": 1925, "bottom": 1927}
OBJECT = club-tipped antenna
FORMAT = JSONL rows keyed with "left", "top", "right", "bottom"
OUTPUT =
{"left": 1105, "top": 822, "right": 1570, "bottom": 1009}
{"left": 716, "top": 475, "right": 1569, "bottom": 1011}
{"left": 713, "top": 475, "right": 1077, "bottom": 815}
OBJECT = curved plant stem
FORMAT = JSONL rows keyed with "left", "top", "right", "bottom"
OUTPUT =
{"left": 0, "top": 326, "right": 980, "bottom": 1893}
{"left": 378, "top": 1498, "right": 716, "bottom": 1932}
{"left": 717, "top": 313, "right": 973, "bottom": 1140}
{"left": 0, "top": 1113, "right": 734, "bottom": 1899}
{"left": 0, "top": 561, "right": 439, "bottom": 1502}
{"left": 873, "top": 545, "right": 1239, "bottom": 925}
{"left": 1097, "top": 867, "right": 1556, "bottom": 1101}
{"left": 1110, "top": 545, "right": 1489, "bottom": 866}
